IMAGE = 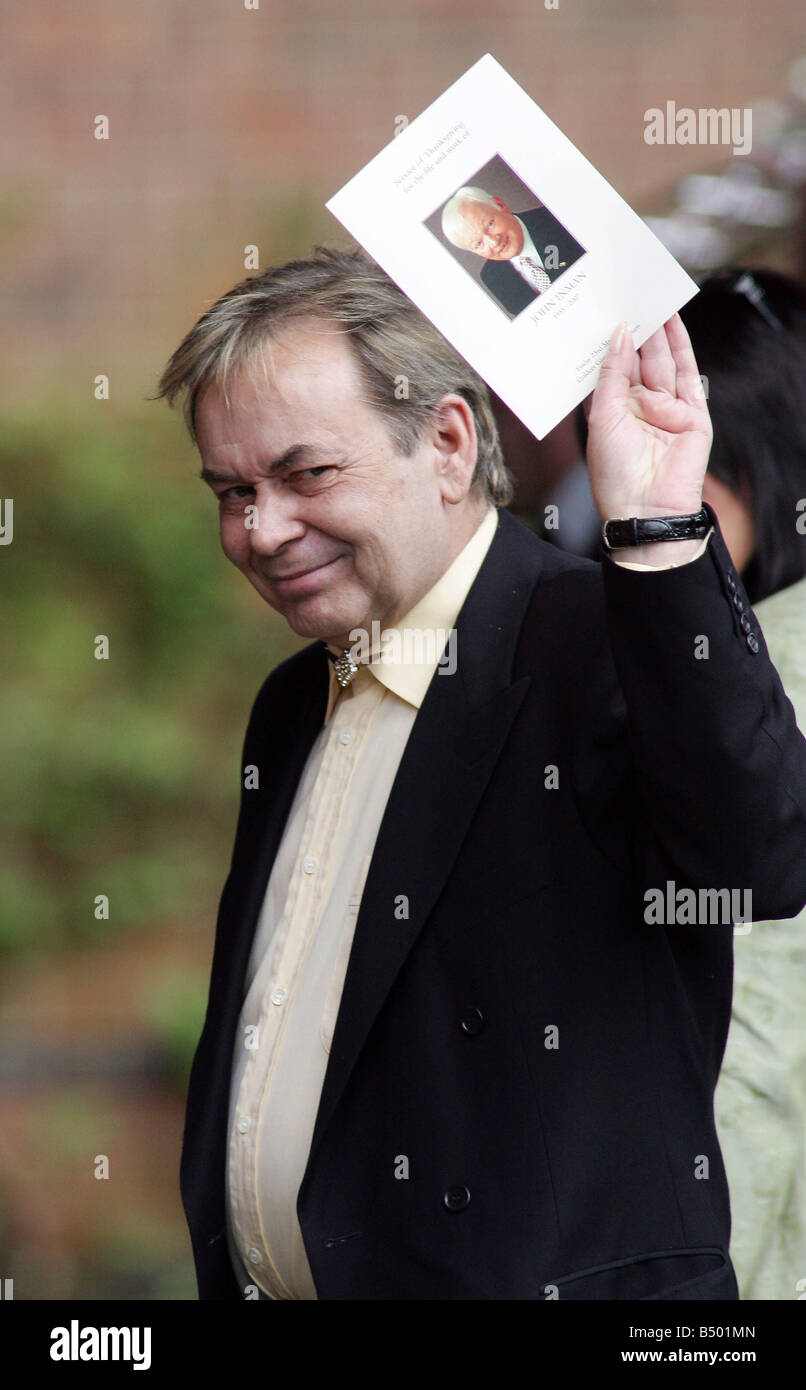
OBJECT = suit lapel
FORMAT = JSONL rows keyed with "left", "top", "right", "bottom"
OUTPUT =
{"left": 304, "top": 508, "right": 545, "bottom": 1164}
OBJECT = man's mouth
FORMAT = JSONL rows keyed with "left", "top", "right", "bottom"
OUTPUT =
{"left": 271, "top": 554, "right": 345, "bottom": 596}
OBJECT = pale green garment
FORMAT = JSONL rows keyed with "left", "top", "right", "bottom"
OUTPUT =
{"left": 715, "top": 574, "right": 806, "bottom": 1300}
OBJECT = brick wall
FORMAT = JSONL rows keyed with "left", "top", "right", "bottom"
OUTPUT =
{"left": 1, "top": 0, "right": 804, "bottom": 400}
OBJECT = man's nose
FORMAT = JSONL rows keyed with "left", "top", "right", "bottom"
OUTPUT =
{"left": 244, "top": 481, "right": 307, "bottom": 555}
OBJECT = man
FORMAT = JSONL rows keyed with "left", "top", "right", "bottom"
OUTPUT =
{"left": 157, "top": 247, "right": 806, "bottom": 1300}
{"left": 441, "top": 185, "right": 585, "bottom": 316}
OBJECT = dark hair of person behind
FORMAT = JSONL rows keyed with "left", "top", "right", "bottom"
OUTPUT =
{"left": 679, "top": 267, "right": 806, "bottom": 603}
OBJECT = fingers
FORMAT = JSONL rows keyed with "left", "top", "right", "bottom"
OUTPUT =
{"left": 593, "top": 322, "right": 636, "bottom": 414}
{"left": 593, "top": 316, "right": 700, "bottom": 416}
{"left": 664, "top": 311, "right": 708, "bottom": 405}
{"left": 628, "top": 339, "right": 642, "bottom": 390}
{"left": 637, "top": 322, "right": 677, "bottom": 396}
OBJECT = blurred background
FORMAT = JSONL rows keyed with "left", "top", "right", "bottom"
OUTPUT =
{"left": 2, "top": 0, "right": 806, "bottom": 1299}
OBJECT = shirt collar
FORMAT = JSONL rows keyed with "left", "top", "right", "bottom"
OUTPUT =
{"left": 323, "top": 504, "right": 498, "bottom": 723}
{"left": 512, "top": 215, "right": 539, "bottom": 264}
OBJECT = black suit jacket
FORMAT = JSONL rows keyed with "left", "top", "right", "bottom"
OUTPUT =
{"left": 180, "top": 505, "right": 806, "bottom": 1300}
{"left": 480, "top": 206, "right": 586, "bottom": 316}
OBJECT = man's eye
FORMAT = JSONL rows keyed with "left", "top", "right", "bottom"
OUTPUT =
{"left": 294, "top": 466, "right": 332, "bottom": 481}
{"left": 219, "top": 486, "right": 253, "bottom": 502}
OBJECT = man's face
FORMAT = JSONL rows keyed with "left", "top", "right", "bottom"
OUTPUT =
{"left": 457, "top": 196, "right": 524, "bottom": 260}
{"left": 195, "top": 317, "right": 477, "bottom": 649}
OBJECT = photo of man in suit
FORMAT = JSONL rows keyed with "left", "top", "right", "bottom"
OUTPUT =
{"left": 441, "top": 185, "right": 585, "bottom": 316}
{"left": 157, "top": 245, "right": 806, "bottom": 1301}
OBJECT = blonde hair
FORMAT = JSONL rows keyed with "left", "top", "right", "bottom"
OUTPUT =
{"left": 155, "top": 246, "right": 513, "bottom": 506}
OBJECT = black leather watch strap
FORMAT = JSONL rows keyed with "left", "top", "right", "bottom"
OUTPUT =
{"left": 601, "top": 507, "right": 710, "bottom": 552}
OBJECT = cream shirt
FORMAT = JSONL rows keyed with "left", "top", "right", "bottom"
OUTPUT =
{"left": 224, "top": 504, "right": 711, "bottom": 1298}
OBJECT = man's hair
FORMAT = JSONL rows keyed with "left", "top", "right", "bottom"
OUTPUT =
{"left": 155, "top": 245, "right": 514, "bottom": 507}
{"left": 441, "top": 186, "right": 496, "bottom": 248}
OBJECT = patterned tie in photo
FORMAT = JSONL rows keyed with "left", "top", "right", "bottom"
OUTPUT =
{"left": 521, "top": 256, "right": 552, "bottom": 294}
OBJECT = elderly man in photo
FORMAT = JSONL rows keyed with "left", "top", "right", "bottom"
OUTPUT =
{"left": 157, "top": 247, "right": 806, "bottom": 1301}
{"left": 441, "top": 184, "right": 585, "bottom": 316}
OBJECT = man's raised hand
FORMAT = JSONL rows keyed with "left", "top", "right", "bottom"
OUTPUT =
{"left": 585, "top": 313, "right": 712, "bottom": 530}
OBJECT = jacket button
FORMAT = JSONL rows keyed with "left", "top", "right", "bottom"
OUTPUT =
{"left": 460, "top": 1006, "right": 484, "bottom": 1035}
{"left": 746, "top": 632, "right": 760, "bottom": 653}
{"left": 443, "top": 1185, "right": 471, "bottom": 1212}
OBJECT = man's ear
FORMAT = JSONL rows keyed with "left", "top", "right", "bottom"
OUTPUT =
{"left": 431, "top": 394, "right": 478, "bottom": 503}
{"left": 492, "top": 195, "right": 511, "bottom": 213}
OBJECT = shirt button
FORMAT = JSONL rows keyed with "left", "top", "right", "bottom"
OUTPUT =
{"left": 237, "top": 1117, "right": 250, "bottom": 1134}
{"left": 740, "top": 614, "right": 751, "bottom": 633}
{"left": 248, "top": 1247, "right": 262, "bottom": 1264}
{"left": 733, "top": 593, "right": 744, "bottom": 612}
{"left": 271, "top": 987, "right": 287, "bottom": 1005}
{"left": 338, "top": 727, "right": 354, "bottom": 745}
{"left": 746, "top": 632, "right": 760, "bottom": 654}
{"left": 460, "top": 1007, "right": 484, "bottom": 1036}
{"left": 726, "top": 573, "right": 736, "bottom": 591}
{"left": 443, "top": 1185, "right": 471, "bottom": 1212}
{"left": 303, "top": 855, "right": 317, "bottom": 874}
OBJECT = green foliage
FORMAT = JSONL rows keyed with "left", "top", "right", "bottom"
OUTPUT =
{"left": 1, "top": 399, "right": 304, "bottom": 957}
{"left": 139, "top": 966, "right": 209, "bottom": 1088}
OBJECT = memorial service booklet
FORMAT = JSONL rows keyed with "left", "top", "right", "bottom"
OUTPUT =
{"left": 327, "top": 53, "right": 699, "bottom": 440}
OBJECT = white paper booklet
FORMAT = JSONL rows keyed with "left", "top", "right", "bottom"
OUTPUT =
{"left": 327, "top": 54, "right": 699, "bottom": 440}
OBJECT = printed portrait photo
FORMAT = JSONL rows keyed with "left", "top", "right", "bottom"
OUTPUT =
{"left": 426, "top": 153, "right": 587, "bottom": 319}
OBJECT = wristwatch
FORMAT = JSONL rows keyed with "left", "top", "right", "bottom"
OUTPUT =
{"left": 601, "top": 508, "right": 710, "bottom": 552}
